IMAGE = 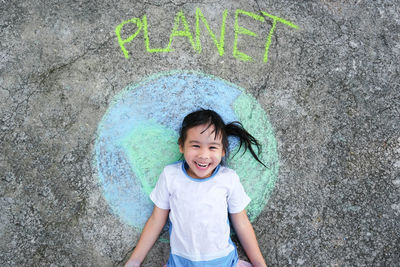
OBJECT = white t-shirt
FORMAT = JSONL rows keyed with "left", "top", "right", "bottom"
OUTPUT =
{"left": 150, "top": 161, "right": 251, "bottom": 266}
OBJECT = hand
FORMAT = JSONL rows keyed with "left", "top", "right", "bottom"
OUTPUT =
{"left": 124, "top": 259, "right": 141, "bottom": 267}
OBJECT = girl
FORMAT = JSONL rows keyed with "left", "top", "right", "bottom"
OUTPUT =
{"left": 125, "top": 109, "right": 267, "bottom": 267}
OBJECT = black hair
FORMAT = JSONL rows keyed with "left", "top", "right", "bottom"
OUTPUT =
{"left": 178, "top": 109, "right": 266, "bottom": 167}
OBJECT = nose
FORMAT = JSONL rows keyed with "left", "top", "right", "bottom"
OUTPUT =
{"left": 198, "top": 147, "right": 209, "bottom": 159}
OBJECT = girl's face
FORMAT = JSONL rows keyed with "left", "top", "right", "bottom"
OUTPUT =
{"left": 179, "top": 123, "right": 225, "bottom": 179}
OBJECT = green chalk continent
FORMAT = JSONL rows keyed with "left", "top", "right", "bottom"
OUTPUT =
{"left": 122, "top": 121, "right": 181, "bottom": 195}
{"left": 230, "top": 93, "right": 279, "bottom": 221}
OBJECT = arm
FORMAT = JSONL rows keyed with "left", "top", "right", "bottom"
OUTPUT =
{"left": 125, "top": 206, "right": 169, "bottom": 267}
{"left": 229, "top": 210, "right": 267, "bottom": 267}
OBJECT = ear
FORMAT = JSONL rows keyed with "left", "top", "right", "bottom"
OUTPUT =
{"left": 222, "top": 149, "right": 226, "bottom": 157}
{"left": 178, "top": 138, "right": 184, "bottom": 153}
{"left": 179, "top": 143, "right": 184, "bottom": 153}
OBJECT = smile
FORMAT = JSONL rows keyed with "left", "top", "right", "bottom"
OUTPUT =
{"left": 196, "top": 162, "right": 210, "bottom": 168}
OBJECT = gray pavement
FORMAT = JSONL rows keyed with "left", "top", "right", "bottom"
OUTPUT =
{"left": 1, "top": 0, "right": 399, "bottom": 266}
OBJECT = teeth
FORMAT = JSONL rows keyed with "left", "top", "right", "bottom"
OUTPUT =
{"left": 197, "top": 162, "right": 208, "bottom": 167}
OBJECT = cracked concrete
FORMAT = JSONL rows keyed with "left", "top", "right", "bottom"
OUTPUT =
{"left": 1, "top": 0, "right": 399, "bottom": 266}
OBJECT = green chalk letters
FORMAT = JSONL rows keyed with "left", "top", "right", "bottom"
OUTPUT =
{"left": 115, "top": 17, "right": 143, "bottom": 59}
{"left": 233, "top": 9, "right": 265, "bottom": 62}
{"left": 115, "top": 8, "right": 299, "bottom": 62}
{"left": 195, "top": 8, "right": 227, "bottom": 55}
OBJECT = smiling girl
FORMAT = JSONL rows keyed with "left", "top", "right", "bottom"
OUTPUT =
{"left": 125, "top": 109, "right": 267, "bottom": 267}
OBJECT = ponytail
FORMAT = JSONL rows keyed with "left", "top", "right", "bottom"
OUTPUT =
{"left": 225, "top": 122, "right": 266, "bottom": 168}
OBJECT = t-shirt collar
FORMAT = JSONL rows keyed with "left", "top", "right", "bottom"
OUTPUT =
{"left": 181, "top": 161, "right": 220, "bottom": 182}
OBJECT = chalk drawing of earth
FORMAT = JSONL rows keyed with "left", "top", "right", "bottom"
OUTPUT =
{"left": 94, "top": 70, "right": 279, "bottom": 229}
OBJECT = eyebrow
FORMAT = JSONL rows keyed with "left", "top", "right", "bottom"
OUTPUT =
{"left": 188, "top": 140, "right": 222, "bottom": 146}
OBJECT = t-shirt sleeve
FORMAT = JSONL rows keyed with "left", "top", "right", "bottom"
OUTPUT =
{"left": 227, "top": 172, "right": 251, "bottom": 213}
{"left": 149, "top": 170, "right": 170, "bottom": 210}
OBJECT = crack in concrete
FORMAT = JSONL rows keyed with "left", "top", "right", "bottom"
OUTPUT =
{"left": 36, "top": 34, "right": 114, "bottom": 90}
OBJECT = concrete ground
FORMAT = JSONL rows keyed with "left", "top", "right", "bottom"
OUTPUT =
{"left": 1, "top": 0, "right": 399, "bottom": 266}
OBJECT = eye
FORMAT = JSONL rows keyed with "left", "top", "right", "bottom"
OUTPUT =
{"left": 209, "top": 146, "right": 217, "bottom": 150}
{"left": 192, "top": 145, "right": 200, "bottom": 148}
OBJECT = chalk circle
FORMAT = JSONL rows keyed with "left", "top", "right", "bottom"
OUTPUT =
{"left": 94, "top": 70, "right": 279, "bottom": 229}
